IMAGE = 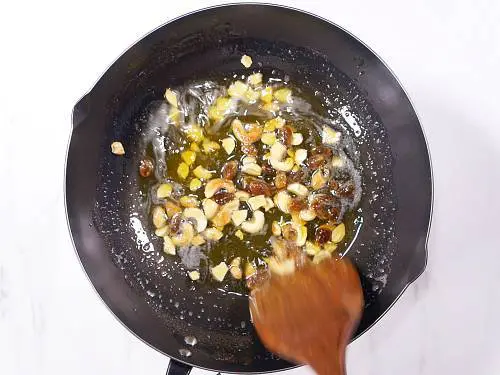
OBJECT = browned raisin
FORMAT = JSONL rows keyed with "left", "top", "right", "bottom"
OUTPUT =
{"left": 243, "top": 177, "right": 274, "bottom": 197}
{"left": 139, "top": 158, "right": 154, "bottom": 177}
{"left": 222, "top": 160, "right": 238, "bottom": 180}
{"left": 169, "top": 213, "right": 182, "bottom": 234}
{"left": 288, "top": 197, "right": 307, "bottom": 213}
{"left": 329, "top": 180, "right": 355, "bottom": 198}
{"left": 261, "top": 161, "right": 276, "bottom": 177}
{"left": 287, "top": 169, "right": 308, "bottom": 184}
{"left": 276, "top": 125, "right": 293, "bottom": 147}
{"left": 311, "top": 145, "right": 333, "bottom": 158}
{"left": 311, "top": 194, "right": 341, "bottom": 221}
{"left": 274, "top": 172, "right": 288, "bottom": 189}
{"left": 241, "top": 143, "right": 258, "bottom": 157}
{"left": 306, "top": 154, "right": 327, "bottom": 169}
{"left": 315, "top": 225, "right": 333, "bottom": 245}
{"left": 212, "top": 188, "right": 235, "bottom": 205}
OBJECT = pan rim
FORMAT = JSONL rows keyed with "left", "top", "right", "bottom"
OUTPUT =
{"left": 65, "top": 2, "right": 433, "bottom": 373}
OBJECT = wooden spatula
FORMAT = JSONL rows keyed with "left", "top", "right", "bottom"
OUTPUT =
{"left": 250, "top": 258, "right": 364, "bottom": 375}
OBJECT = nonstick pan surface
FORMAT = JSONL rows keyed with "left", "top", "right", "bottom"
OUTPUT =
{"left": 66, "top": 4, "right": 432, "bottom": 374}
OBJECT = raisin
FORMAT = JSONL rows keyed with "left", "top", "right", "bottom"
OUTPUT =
{"left": 261, "top": 161, "right": 276, "bottom": 177}
{"left": 212, "top": 188, "right": 235, "bottom": 205}
{"left": 243, "top": 177, "right": 274, "bottom": 197}
{"left": 222, "top": 160, "right": 238, "bottom": 180}
{"left": 329, "top": 180, "right": 355, "bottom": 198}
{"left": 311, "top": 145, "right": 333, "bottom": 158}
{"left": 306, "top": 154, "right": 327, "bottom": 169}
{"left": 241, "top": 143, "right": 258, "bottom": 157}
{"left": 311, "top": 194, "right": 341, "bottom": 221}
{"left": 315, "top": 225, "right": 333, "bottom": 245}
{"left": 139, "top": 158, "right": 154, "bottom": 177}
{"left": 288, "top": 197, "right": 307, "bottom": 213}
{"left": 169, "top": 213, "right": 182, "bottom": 234}
{"left": 276, "top": 125, "right": 293, "bottom": 147}
{"left": 287, "top": 169, "right": 308, "bottom": 184}
{"left": 274, "top": 172, "right": 287, "bottom": 189}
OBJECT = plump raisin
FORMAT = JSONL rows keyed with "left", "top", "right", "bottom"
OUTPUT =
{"left": 169, "top": 213, "right": 182, "bottom": 234}
{"left": 306, "top": 154, "right": 328, "bottom": 169}
{"left": 241, "top": 143, "right": 258, "bottom": 157}
{"left": 243, "top": 177, "right": 274, "bottom": 197}
{"left": 261, "top": 161, "right": 276, "bottom": 177}
{"left": 212, "top": 188, "right": 235, "bottom": 205}
{"left": 329, "top": 179, "right": 355, "bottom": 198}
{"left": 222, "top": 160, "right": 238, "bottom": 180}
{"left": 287, "top": 169, "right": 308, "bottom": 184}
{"left": 274, "top": 172, "right": 287, "bottom": 189}
{"left": 311, "top": 145, "right": 333, "bottom": 158}
{"left": 276, "top": 125, "right": 293, "bottom": 147}
{"left": 315, "top": 225, "right": 333, "bottom": 245}
{"left": 139, "top": 158, "right": 154, "bottom": 177}
{"left": 288, "top": 197, "right": 307, "bottom": 213}
{"left": 311, "top": 194, "right": 341, "bottom": 221}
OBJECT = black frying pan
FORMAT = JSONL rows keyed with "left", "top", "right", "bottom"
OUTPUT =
{"left": 66, "top": 4, "right": 432, "bottom": 375}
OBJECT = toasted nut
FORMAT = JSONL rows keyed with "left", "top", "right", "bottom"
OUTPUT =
{"left": 221, "top": 137, "right": 236, "bottom": 155}
{"left": 261, "top": 132, "right": 276, "bottom": 145}
{"left": 193, "top": 165, "right": 213, "bottom": 180}
{"left": 152, "top": 206, "right": 167, "bottom": 228}
{"left": 241, "top": 210, "right": 265, "bottom": 234}
{"left": 270, "top": 142, "right": 287, "bottom": 161}
{"left": 190, "top": 142, "right": 201, "bottom": 152}
{"left": 205, "top": 178, "right": 235, "bottom": 198}
{"left": 192, "top": 235, "right": 206, "bottom": 246}
{"left": 287, "top": 183, "right": 308, "bottom": 196}
{"left": 164, "top": 89, "right": 178, "bottom": 107}
{"left": 324, "top": 242, "right": 338, "bottom": 253}
{"left": 274, "top": 172, "right": 287, "bottom": 189}
{"left": 232, "top": 119, "right": 262, "bottom": 144}
{"left": 247, "top": 195, "right": 267, "bottom": 211}
{"left": 202, "top": 198, "right": 219, "bottom": 219}
{"left": 270, "top": 157, "right": 294, "bottom": 172}
{"left": 230, "top": 257, "right": 242, "bottom": 275}
{"left": 322, "top": 126, "right": 341, "bottom": 144}
{"left": 260, "top": 87, "right": 273, "bottom": 103}
{"left": 203, "top": 227, "right": 223, "bottom": 241}
{"left": 163, "top": 235, "right": 176, "bottom": 255}
{"left": 313, "top": 250, "right": 332, "bottom": 264}
{"left": 264, "top": 117, "right": 285, "bottom": 132}
{"left": 282, "top": 223, "right": 297, "bottom": 241}
{"left": 331, "top": 223, "right": 346, "bottom": 243}
{"left": 299, "top": 209, "right": 316, "bottom": 221}
{"left": 271, "top": 221, "right": 282, "bottom": 236}
{"left": 305, "top": 241, "right": 321, "bottom": 256}
{"left": 274, "top": 88, "right": 292, "bottom": 103}
{"left": 164, "top": 201, "right": 182, "bottom": 218}
{"left": 189, "top": 178, "right": 202, "bottom": 191}
{"left": 155, "top": 225, "right": 169, "bottom": 237}
{"left": 241, "top": 163, "right": 262, "bottom": 176}
{"left": 231, "top": 209, "right": 248, "bottom": 226}
{"left": 241, "top": 55, "right": 253, "bottom": 68}
{"left": 157, "top": 183, "right": 173, "bottom": 199}
{"left": 230, "top": 264, "right": 243, "bottom": 279}
{"left": 111, "top": 141, "right": 125, "bottom": 155}
{"left": 332, "top": 155, "right": 344, "bottom": 168}
{"left": 274, "top": 191, "right": 291, "bottom": 214}
{"left": 185, "top": 124, "right": 204, "bottom": 142}
{"left": 247, "top": 72, "right": 262, "bottom": 86}
{"left": 235, "top": 190, "right": 250, "bottom": 201}
{"left": 287, "top": 149, "right": 295, "bottom": 158}
{"left": 211, "top": 262, "right": 229, "bottom": 282}
{"left": 183, "top": 208, "right": 208, "bottom": 232}
{"left": 228, "top": 81, "right": 249, "bottom": 98}
{"left": 242, "top": 156, "right": 256, "bottom": 165}
{"left": 208, "top": 97, "right": 235, "bottom": 121}
{"left": 172, "top": 222, "right": 195, "bottom": 246}
{"left": 234, "top": 229, "right": 244, "bottom": 240}
{"left": 295, "top": 224, "right": 308, "bottom": 246}
{"left": 180, "top": 196, "right": 199, "bottom": 208}
{"left": 188, "top": 270, "right": 200, "bottom": 281}
{"left": 181, "top": 150, "right": 196, "bottom": 166}
{"left": 202, "top": 139, "right": 221, "bottom": 154}
{"left": 291, "top": 133, "right": 303, "bottom": 145}
{"left": 291, "top": 212, "right": 306, "bottom": 226}
{"left": 177, "top": 162, "right": 189, "bottom": 180}
{"left": 311, "top": 170, "right": 327, "bottom": 190}
{"left": 264, "top": 197, "right": 275, "bottom": 211}
{"left": 294, "top": 149, "right": 307, "bottom": 165}
{"left": 211, "top": 207, "right": 232, "bottom": 228}
{"left": 268, "top": 257, "right": 295, "bottom": 275}
{"left": 244, "top": 262, "right": 257, "bottom": 278}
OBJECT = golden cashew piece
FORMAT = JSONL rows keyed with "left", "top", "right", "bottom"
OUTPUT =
{"left": 183, "top": 207, "right": 208, "bottom": 232}
{"left": 204, "top": 178, "right": 236, "bottom": 198}
{"left": 202, "top": 198, "right": 219, "bottom": 220}
{"left": 231, "top": 119, "right": 263, "bottom": 144}
{"left": 171, "top": 222, "right": 195, "bottom": 247}
{"left": 241, "top": 210, "right": 265, "bottom": 234}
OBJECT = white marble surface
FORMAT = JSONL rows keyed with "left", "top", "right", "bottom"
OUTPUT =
{"left": 1, "top": 0, "right": 499, "bottom": 374}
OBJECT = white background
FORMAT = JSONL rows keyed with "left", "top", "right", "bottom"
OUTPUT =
{"left": 1, "top": 0, "right": 499, "bottom": 374}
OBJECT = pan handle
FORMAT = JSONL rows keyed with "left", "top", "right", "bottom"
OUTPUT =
{"left": 166, "top": 360, "right": 192, "bottom": 375}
